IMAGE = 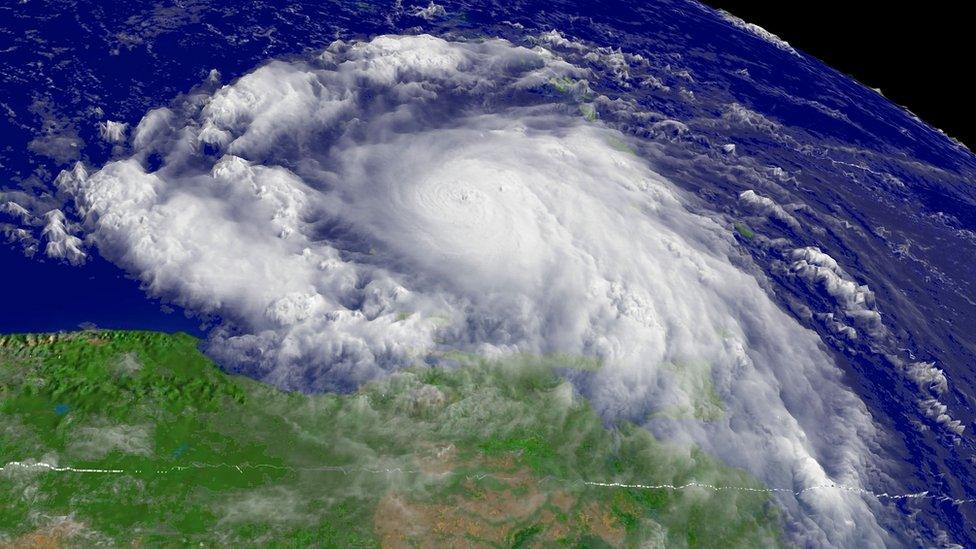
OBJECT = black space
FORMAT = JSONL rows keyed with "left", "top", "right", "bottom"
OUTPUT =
{"left": 702, "top": 2, "right": 974, "bottom": 151}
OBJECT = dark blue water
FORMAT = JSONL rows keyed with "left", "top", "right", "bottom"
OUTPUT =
{"left": 0, "top": 244, "right": 202, "bottom": 335}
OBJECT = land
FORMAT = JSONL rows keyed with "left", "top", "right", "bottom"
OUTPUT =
{"left": 0, "top": 330, "right": 781, "bottom": 547}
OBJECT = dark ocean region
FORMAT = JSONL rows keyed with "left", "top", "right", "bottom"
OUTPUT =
{"left": 0, "top": 244, "right": 202, "bottom": 336}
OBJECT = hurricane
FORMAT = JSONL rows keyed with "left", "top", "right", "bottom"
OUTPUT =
{"left": 2, "top": 1, "right": 975, "bottom": 546}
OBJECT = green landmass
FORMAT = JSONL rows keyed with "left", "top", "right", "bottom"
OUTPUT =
{"left": 578, "top": 103, "right": 599, "bottom": 122}
{"left": 546, "top": 76, "right": 599, "bottom": 124}
{"left": 548, "top": 76, "right": 578, "bottom": 94}
{"left": 0, "top": 331, "right": 781, "bottom": 547}
{"left": 733, "top": 222, "right": 755, "bottom": 240}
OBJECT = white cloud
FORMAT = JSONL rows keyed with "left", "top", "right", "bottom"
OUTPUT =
{"left": 98, "top": 120, "right": 128, "bottom": 143}
{"left": 41, "top": 209, "right": 86, "bottom": 265}
{"left": 788, "top": 246, "right": 963, "bottom": 438}
{"left": 789, "top": 246, "right": 883, "bottom": 336}
{"left": 907, "top": 361, "right": 948, "bottom": 396}
{"left": 537, "top": 30, "right": 641, "bottom": 86}
{"left": 919, "top": 398, "right": 965, "bottom": 436}
{"left": 67, "top": 423, "right": 153, "bottom": 460}
{"left": 723, "top": 102, "right": 781, "bottom": 133}
{"left": 739, "top": 189, "right": 800, "bottom": 229}
{"left": 55, "top": 34, "right": 892, "bottom": 544}
{"left": 408, "top": 1, "right": 446, "bottom": 20}
{"left": 132, "top": 107, "right": 176, "bottom": 150}
{"left": 717, "top": 10, "right": 800, "bottom": 57}
{"left": 0, "top": 201, "right": 33, "bottom": 224}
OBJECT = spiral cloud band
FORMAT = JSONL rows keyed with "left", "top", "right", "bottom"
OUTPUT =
{"left": 56, "top": 34, "right": 891, "bottom": 545}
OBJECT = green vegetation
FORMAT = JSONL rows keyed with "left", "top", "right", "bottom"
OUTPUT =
{"left": 548, "top": 76, "right": 579, "bottom": 94}
{"left": 0, "top": 331, "right": 781, "bottom": 547}
{"left": 579, "top": 103, "right": 599, "bottom": 122}
{"left": 546, "top": 76, "right": 600, "bottom": 124}
{"left": 733, "top": 222, "right": 755, "bottom": 240}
